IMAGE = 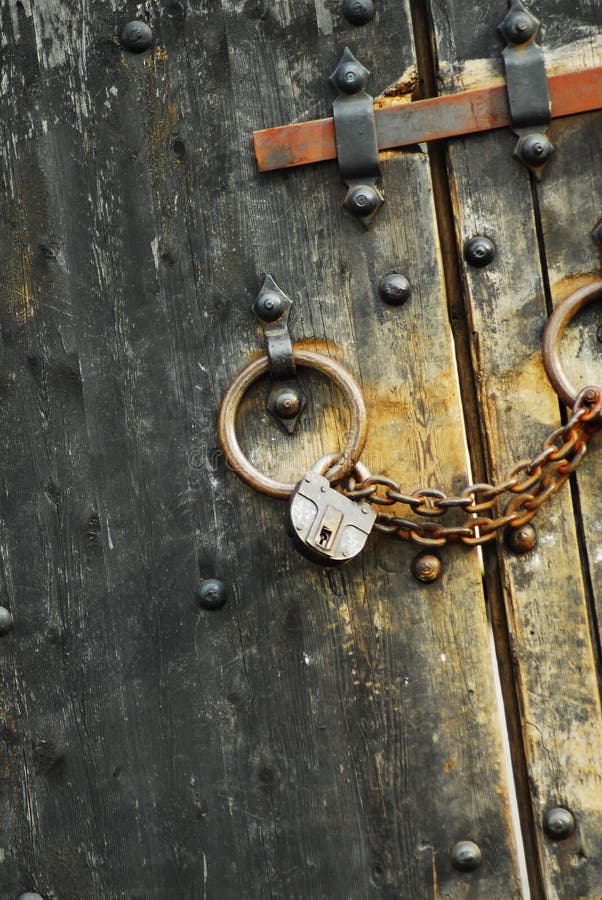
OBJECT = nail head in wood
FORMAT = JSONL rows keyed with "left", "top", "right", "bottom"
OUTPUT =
{"left": 120, "top": 21, "right": 154, "bottom": 52}
{"left": 505, "top": 523, "right": 537, "bottom": 554}
{"left": 197, "top": 579, "right": 228, "bottom": 610}
{"left": 342, "top": 0, "right": 375, "bottom": 26}
{"left": 0, "top": 606, "right": 14, "bottom": 636}
{"left": 450, "top": 840, "right": 482, "bottom": 871}
{"left": 412, "top": 552, "right": 442, "bottom": 583}
{"left": 379, "top": 273, "right": 411, "bottom": 306}
{"left": 464, "top": 236, "right": 495, "bottom": 268}
{"left": 543, "top": 807, "right": 575, "bottom": 840}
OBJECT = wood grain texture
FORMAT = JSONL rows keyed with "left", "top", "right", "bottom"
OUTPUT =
{"left": 427, "top": 0, "right": 602, "bottom": 896}
{"left": 536, "top": 107, "right": 602, "bottom": 623}
{"left": 0, "top": 0, "right": 523, "bottom": 898}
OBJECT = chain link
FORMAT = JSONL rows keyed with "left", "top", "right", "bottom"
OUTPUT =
{"left": 340, "top": 387, "right": 602, "bottom": 548}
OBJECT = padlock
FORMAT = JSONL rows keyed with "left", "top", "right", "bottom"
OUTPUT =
{"left": 288, "top": 469, "right": 376, "bottom": 565}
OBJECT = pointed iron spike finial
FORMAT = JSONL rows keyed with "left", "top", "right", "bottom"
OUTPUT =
{"left": 260, "top": 273, "right": 281, "bottom": 295}
{"left": 252, "top": 274, "right": 292, "bottom": 322}
{"left": 330, "top": 46, "right": 370, "bottom": 95}
{"left": 499, "top": 0, "right": 540, "bottom": 45}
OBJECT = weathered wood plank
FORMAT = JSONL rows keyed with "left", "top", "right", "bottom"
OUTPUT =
{"left": 535, "top": 107, "right": 602, "bottom": 630}
{"left": 0, "top": 1, "right": 523, "bottom": 898}
{"left": 204, "top": 4, "right": 522, "bottom": 893}
{"left": 427, "top": 1, "right": 602, "bottom": 896}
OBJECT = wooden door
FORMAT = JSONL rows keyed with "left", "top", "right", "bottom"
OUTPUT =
{"left": 0, "top": 1, "right": 599, "bottom": 898}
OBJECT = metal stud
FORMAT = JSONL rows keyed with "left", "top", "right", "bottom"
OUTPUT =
{"left": 17, "top": 894, "right": 45, "bottom": 900}
{"left": 505, "top": 523, "right": 537, "bottom": 555}
{"left": 197, "top": 579, "right": 228, "bottom": 610}
{"left": 0, "top": 606, "right": 14, "bottom": 636}
{"left": 344, "top": 184, "right": 383, "bottom": 218}
{"left": 379, "top": 273, "right": 411, "bottom": 306}
{"left": 498, "top": 1, "right": 539, "bottom": 45}
{"left": 518, "top": 133, "right": 554, "bottom": 167}
{"left": 464, "top": 236, "right": 496, "bottom": 268}
{"left": 330, "top": 48, "right": 370, "bottom": 95}
{"left": 253, "top": 291, "right": 285, "bottom": 322}
{"left": 543, "top": 807, "right": 576, "bottom": 840}
{"left": 272, "top": 387, "right": 302, "bottom": 420}
{"left": 120, "top": 21, "right": 154, "bottom": 53}
{"left": 450, "top": 840, "right": 482, "bottom": 872}
{"left": 412, "top": 553, "right": 442, "bottom": 583}
{"left": 342, "top": 0, "right": 375, "bottom": 25}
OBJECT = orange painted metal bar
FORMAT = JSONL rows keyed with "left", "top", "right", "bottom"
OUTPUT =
{"left": 253, "top": 65, "right": 602, "bottom": 172}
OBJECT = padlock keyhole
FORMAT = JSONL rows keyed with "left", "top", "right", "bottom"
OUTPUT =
{"left": 318, "top": 526, "right": 332, "bottom": 547}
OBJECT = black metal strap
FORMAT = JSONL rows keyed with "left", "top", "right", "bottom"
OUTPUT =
{"left": 252, "top": 275, "right": 306, "bottom": 433}
{"left": 503, "top": 44, "right": 550, "bottom": 131}
{"left": 333, "top": 92, "right": 380, "bottom": 181}
{"left": 499, "top": 0, "right": 553, "bottom": 177}
{"left": 330, "top": 48, "right": 383, "bottom": 226}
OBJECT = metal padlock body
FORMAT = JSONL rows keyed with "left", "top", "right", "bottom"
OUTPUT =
{"left": 288, "top": 470, "right": 376, "bottom": 565}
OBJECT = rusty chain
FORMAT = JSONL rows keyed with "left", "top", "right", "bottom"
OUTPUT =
{"left": 219, "top": 281, "right": 602, "bottom": 557}
{"left": 339, "top": 386, "right": 602, "bottom": 548}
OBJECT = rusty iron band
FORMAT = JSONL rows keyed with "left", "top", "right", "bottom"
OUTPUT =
{"left": 217, "top": 349, "right": 368, "bottom": 500}
{"left": 253, "top": 66, "right": 602, "bottom": 173}
{"left": 542, "top": 280, "right": 602, "bottom": 417}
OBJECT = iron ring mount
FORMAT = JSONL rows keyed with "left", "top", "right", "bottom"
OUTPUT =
{"left": 542, "top": 281, "right": 602, "bottom": 420}
{"left": 217, "top": 348, "right": 368, "bottom": 500}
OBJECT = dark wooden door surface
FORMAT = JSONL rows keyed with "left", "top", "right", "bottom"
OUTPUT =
{"left": 0, "top": 1, "right": 600, "bottom": 898}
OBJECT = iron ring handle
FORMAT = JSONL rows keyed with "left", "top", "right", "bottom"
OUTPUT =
{"left": 217, "top": 348, "right": 368, "bottom": 499}
{"left": 542, "top": 280, "right": 602, "bottom": 411}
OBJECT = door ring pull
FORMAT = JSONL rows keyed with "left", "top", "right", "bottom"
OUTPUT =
{"left": 219, "top": 285, "right": 601, "bottom": 560}
{"left": 217, "top": 349, "right": 368, "bottom": 500}
{"left": 542, "top": 280, "right": 602, "bottom": 422}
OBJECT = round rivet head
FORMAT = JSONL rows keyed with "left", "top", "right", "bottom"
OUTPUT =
{"left": 379, "top": 273, "right": 411, "bottom": 306}
{"left": 273, "top": 388, "right": 302, "bottom": 420}
{"left": 0, "top": 606, "right": 14, "bottom": 636}
{"left": 507, "top": 13, "right": 537, "bottom": 43}
{"left": 18, "top": 894, "right": 45, "bottom": 900}
{"left": 197, "top": 579, "right": 227, "bottom": 610}
{"left": 120, "top": 21, "right": 154, "bottom": 52}
{"left": 451, "top": 840, "right": 482, "bottom": 872}
{"left": 543, "top": 807, "right": 575, "bottom": 840}
{"left": 346, "top": 185, "right": 380, "bottom": 217}
{"left": 334, "top": 61, "right": 369, "bottom": 94}
{"left": 500, "top": 6, "right": 539, "bottom": 45}
{"left": 254, "top": 292, "right": 284, "bottom": 322}
{"left": 464, "top": 236, "right": 495, "bottom": 268}
{"left": 412, "top": 553, "right": 442, "bottom": 583}
{"left": 520, "top": 134, "right": 553, "bottom": 167}
{"left": 505, "top": 523, "right": 537, "bottom": 555}
{"left": 343, "top": 0, "right": 375, "bottom": 25}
